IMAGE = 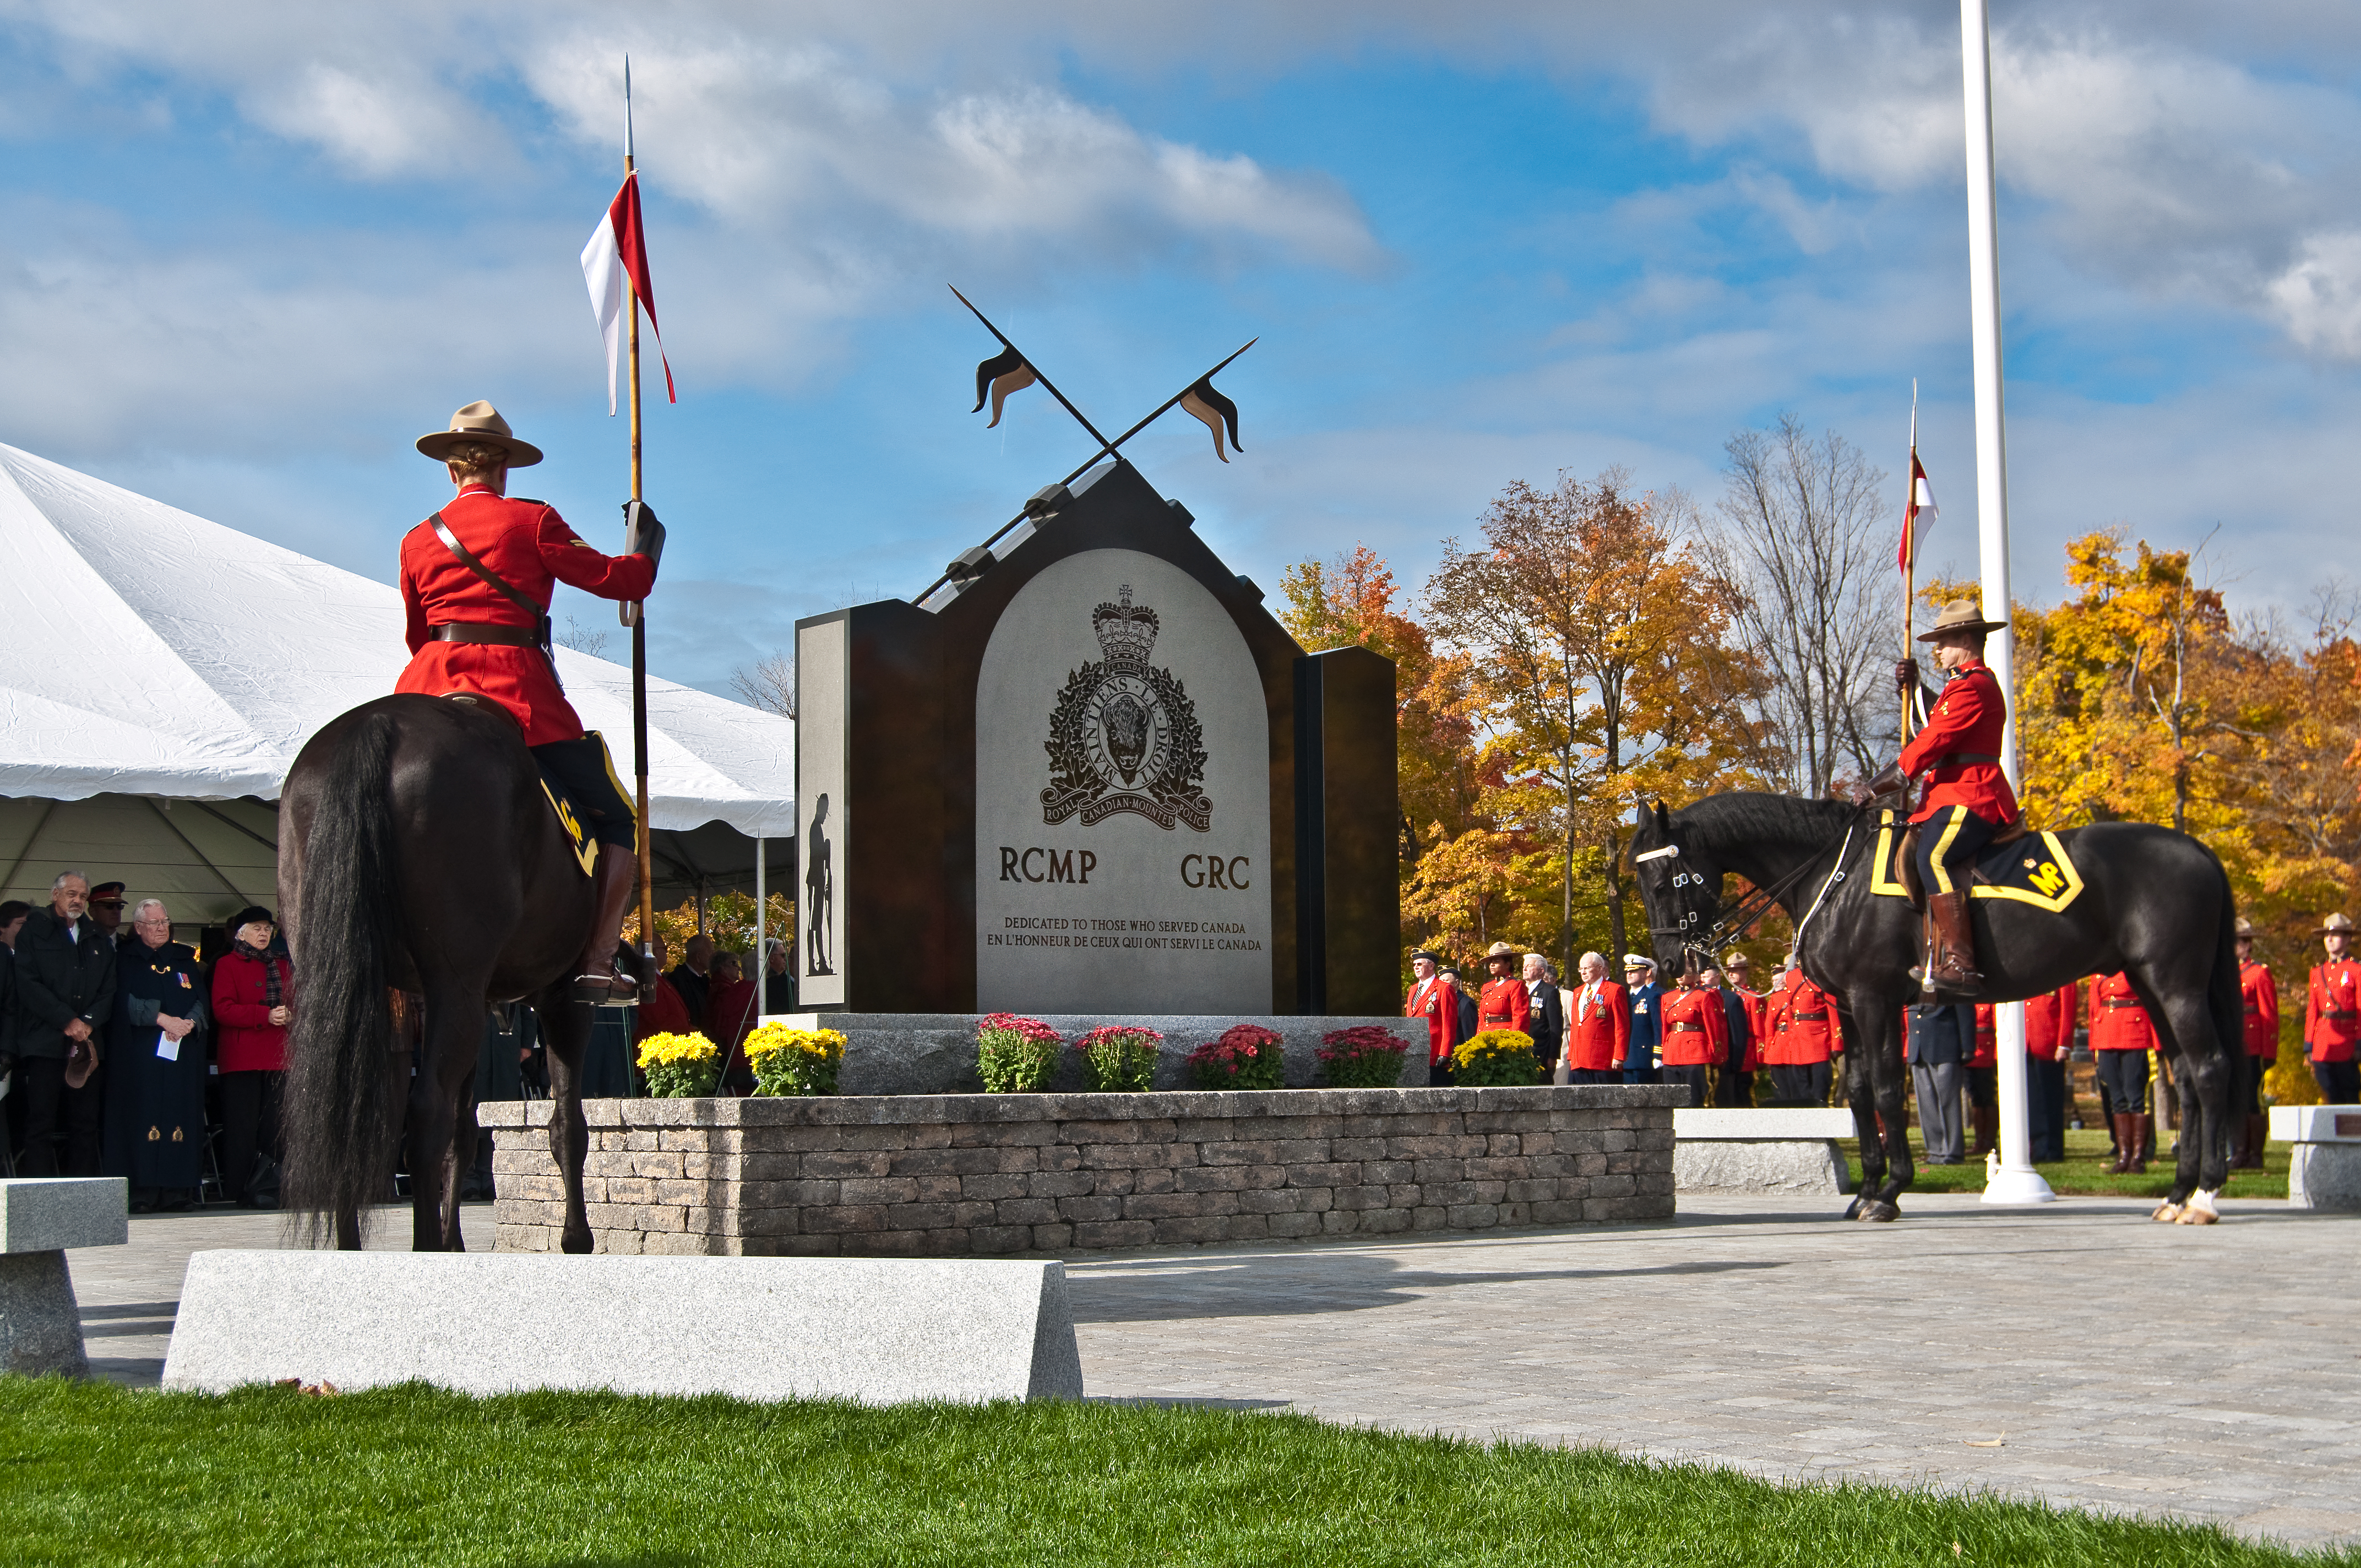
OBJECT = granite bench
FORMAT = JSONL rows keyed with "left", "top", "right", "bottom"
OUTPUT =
{"left": 2270, "top": 1104, "right": 2361, "bottom": 1211}
{"left": 0, "top": 1177, "right": 129, "bottom": 1376}
{"left": 164, "top": 1252, "right": 1082, "bottom": 1402}
{"left": 1674, "top": 1107, "right": 1858, "bottom": 1195}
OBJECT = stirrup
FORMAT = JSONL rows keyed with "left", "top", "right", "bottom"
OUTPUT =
{"left": 572, "top": 961, "right": 639, "bottom": 1006}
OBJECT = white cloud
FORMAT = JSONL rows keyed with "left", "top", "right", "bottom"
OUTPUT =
{"left": 2265, "top": 232, "right": 2361, "bottom": 361}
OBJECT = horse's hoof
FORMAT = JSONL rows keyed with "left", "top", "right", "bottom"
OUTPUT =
{"left": 2175, "top": 1205, "right": 2218, "bottom": 1225}
{"left": 1858, "top": 1200, "right": 1899, "bottom": 1223}
{"left": 1841, "top": 1197, "right": 1862, "bottom": 1221}
{"left": 2150, "top": 1201, "right": 2183, "bottom": 1223}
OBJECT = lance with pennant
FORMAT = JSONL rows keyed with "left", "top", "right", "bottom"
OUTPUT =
{"left": 914, "top": 324, "right": 1258, "bottom": 605}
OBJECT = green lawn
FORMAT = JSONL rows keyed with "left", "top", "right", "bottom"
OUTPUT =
{"left": 1845, "top": 1127, "right": 2290, "bottom": 1199}
{"left": 2, "top": 1379, "right": 2348, "bottom": 1566}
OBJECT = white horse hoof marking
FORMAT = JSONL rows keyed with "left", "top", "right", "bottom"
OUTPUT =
{"left": 2151, "top": 1201, "right": 2183, "bottom": 1223}
{"left": 2177, "top": 1188, "right": 2220, "bottom": 1224}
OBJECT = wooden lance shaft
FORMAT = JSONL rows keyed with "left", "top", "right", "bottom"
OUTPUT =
{"left": 626, "top": 148, "right": 655, "bottom": 953}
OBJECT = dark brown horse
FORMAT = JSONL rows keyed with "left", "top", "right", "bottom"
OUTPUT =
{"left": 279, "top": 695, "right": 612, "bottom": 1251}
{"left": 1629, "top": 792, "right": 2245, "bottom": 1222}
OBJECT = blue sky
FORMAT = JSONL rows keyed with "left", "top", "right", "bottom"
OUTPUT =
{"left": 6, "top": 1, "right": 2361, "bottom": 697}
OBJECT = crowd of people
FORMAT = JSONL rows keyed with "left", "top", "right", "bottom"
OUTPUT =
{"left": 0, "top": 872, "right": 290, "bottom": 1210}
{"left": 1401, "top": 910, "right": 2361, "bottom": 1163}
{"left": 0, "top": 867, "right": 807, "bottom": 1209}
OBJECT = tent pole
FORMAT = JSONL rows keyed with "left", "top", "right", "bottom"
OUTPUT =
{"left": 143, "top": 797, "right": 246, "bottom": 899}
{"left": 753, "top": 836, "right": 765, "bottom": 1017}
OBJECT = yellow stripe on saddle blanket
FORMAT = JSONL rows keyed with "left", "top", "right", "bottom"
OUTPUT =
{"left": 1870, "top": 809, "right": 2085, "bottom": 914}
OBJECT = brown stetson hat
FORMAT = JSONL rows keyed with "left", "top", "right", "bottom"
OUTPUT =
{"left": 1916, "top": 597, "right": 2007, "bottom": 642}
{"left": 2234, "top": 917, "right": 2255, "bottom": 938}
{"left": 417, "top": 400, "right": 544, "bottom": 467}
{"left": 2318, "top": 913, "right": 2355, "bottom": 935}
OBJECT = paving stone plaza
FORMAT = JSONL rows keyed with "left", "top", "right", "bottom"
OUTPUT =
{"left": 65, "top": 1193, "right": 2358, "bottom": 1550}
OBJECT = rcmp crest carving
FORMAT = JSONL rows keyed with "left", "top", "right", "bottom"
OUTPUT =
{"left": 1041, "top": 584, "right": 1212, "bottom": 831}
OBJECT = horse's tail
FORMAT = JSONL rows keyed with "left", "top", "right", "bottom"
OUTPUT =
{"left": 282, "top": 710, "right": 403, "bottom": 1244}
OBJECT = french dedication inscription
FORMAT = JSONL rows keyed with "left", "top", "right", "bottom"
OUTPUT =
{"left": 975, "top": 549, "right": 1272, "bottom": 1013}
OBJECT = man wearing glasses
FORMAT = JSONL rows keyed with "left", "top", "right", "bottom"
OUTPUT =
{"left": 87, "top": 881, "right": 129, "bottom": 947}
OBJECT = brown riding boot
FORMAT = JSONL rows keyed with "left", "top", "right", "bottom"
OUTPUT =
{"left": 1916, "top": 891, "right": 1985, "bottom": 997}
{"left": 1970, "top": 1104, "right": 1997, "bottom": 1158}
{"left": 2108, "top": 1113, "right": 2134, "bottom": 1174}
{"left": 2238, "top": 1113, "right": 2268, "bottom": 1170}
{"left": 571, "top": 842, "right": 640, "bottom": 1005}
{"left": 2127, "top": 1113, "right": 2151, "bottom": 1175}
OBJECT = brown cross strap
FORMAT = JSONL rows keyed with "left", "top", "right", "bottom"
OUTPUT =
{"left": 429, "top": 510, "right": 559, "bottom": 685}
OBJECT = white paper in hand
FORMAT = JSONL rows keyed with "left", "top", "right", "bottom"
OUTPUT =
{"left": 156, "top": 1030, "right": 180, "bottom": 1063}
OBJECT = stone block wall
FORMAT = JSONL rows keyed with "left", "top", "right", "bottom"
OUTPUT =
{"left": 480, "top": 1086, "right": 1682, "bottom": 1257}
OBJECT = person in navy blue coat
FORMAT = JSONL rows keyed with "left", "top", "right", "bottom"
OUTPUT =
{"left": 1906, "top": 1001, "right": 1974, "bottom": 1164}
{"left": 1621, "top": 955, "right": 1663, "bottom": 1084}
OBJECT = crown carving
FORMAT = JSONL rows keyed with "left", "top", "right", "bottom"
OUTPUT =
{"left": 1092, "top": 585, "right": 1160, "bottom": 667}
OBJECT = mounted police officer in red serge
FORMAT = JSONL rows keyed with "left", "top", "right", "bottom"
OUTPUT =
{"left": 1891, "top": 597, "right": 2018, "bottom": 998}
{"left": 395, "top": 401, "right": 663, "bottom": 1002}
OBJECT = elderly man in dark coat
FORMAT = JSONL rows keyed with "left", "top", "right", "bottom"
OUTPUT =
{"left": 12, "top": 871, "right": 118, "bottom": 1175}
{"left": 104, "top": 899, "right": 210, "bottom": 1210}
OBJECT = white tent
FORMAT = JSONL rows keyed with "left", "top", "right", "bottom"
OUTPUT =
{"left": 0, "top": 440, "right": 794, "bottom": 923}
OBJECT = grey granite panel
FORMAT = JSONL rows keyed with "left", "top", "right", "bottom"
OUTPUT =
{"left": 0, "top": 1250, "right": 90, "bottom": 1377}
{"left": 1675, "top": 1139, "right": 1852, "bottom": 1195}
{"left": 0, "top": 1178, "right": 129, "bottom": 1254}
{"left": 163, "top": 1251, "right": 1082, "bottom": 1403}
{"left": 2287, "top": 1143, "right": 2361, "bottom": 1211}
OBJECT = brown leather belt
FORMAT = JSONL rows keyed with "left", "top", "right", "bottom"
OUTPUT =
{"left": 2103, "top": 999, "right": 2143, "bottom": 1009}
{"left": 1932, "top": 752, "right": 2000, "bottom": 767}
{"left": 432, "top": 623, "right": 540, "bottom": 646}
{"left": 1792, "top": 1011, "right": 1827, "bottom": 1021}
{"left": 1668, "top": 1022, "right": 1705, "bottom": 1033}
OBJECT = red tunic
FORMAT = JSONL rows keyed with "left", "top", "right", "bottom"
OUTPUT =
{"left": 395, "top": 487, "right": 655, "bottom": 745}
{"left": 1897, "top": 657, "right": 2020, "bottom": 826}
{"left": 2088, "top": 972, "right": 2155, "bottom": 1053}
{"left": 1565, "top": 979, "right": 1629, "bottom": 1071}
{"left": 2239, "top": 962, "right": 2278, "bottom": 1059}
{"left": 1478, "top": 975, "right": 1532, "bottom": 1035}
{"left": 1771, "top": 971, "right": 1841, "bottom": 1065}
{"left": 2305, "top": 960, "right": 2361, "bottom": 1064}
{"left": 2023, "top": 982, "right": 2079, "bottom": 1060}
{"left": 1658, "top": 983, "right": 1727, "bottom": 1066}
{"left": 1405, "top": 975, "right": 1460, "bottom": 1065}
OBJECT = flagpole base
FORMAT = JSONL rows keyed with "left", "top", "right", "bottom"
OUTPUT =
{"left": 1981, "top": 1163, "right": 2057, "bottom": 1206}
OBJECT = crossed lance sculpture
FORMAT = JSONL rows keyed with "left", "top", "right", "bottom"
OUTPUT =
{"left": 916, "top": 285, "right": 1253, "bottom": 606}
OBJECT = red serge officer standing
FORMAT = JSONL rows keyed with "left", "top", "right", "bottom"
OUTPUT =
{"left": 2304, "top": 913, "right": 2361, "bottom": 1106}
{"left": 1657, "top": 971, "right": 1727, "bottom": 1109}
{"left": 1478, "top": 942, "right": 1532, "bottom": 1037}
{"left": 2234, "top": 919, "right": 2277, "bottom": 1168}
{"left": 2022, "top": 979, "right": 2079, "bottom": 1162}
{"left": 395, "top": 401, "right": 662, "bottom": 1002}
{"left": 1893, "top": 599, "right": 2021, "bottom": 997}
{"left": 1405, "top": 949, "right": 1460, "bottom": 1085}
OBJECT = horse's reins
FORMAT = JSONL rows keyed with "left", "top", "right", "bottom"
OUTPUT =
{"left": 1640, "top": 810, "right": 1869, "bottom": 974}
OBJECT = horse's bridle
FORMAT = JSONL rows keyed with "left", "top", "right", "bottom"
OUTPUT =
{"left": 1641, "top": 809, "right": 1868, "bottom": 976}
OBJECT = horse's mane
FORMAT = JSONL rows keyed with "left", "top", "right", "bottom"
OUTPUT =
{"left": 1673, "top": 791, "right": 1859, "bottom": 854}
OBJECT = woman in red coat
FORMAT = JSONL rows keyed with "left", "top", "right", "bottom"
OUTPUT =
{"left": 1965, "top": 1004, "right": 1999, "bottom": 1157}
{"left": 397, "top": 402, "right": 661, "bottom": 1003}
{"left": 2088, "top": 972, "right": 2155, "bottom": 1173}
{"left": 210, "top": 906, "right": 292, "bottom": 1207}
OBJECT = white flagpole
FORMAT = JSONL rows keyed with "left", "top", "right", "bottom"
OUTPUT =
{"left": 1961, "top": 0, "right": 2053, "bottom": 1206}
